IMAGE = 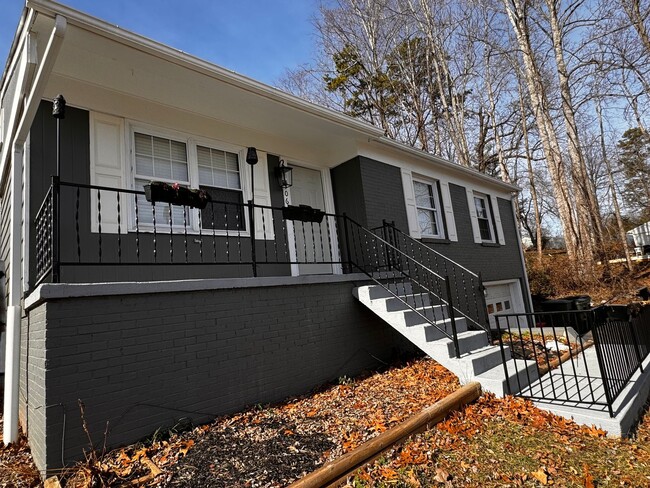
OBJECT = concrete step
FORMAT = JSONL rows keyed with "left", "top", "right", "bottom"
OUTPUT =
{"left": 385, "top": 293, "right": 440, "bottom": 311}
{"left": 428, "top": 330, "right": 489, "bottom": 357}
{"left": 476, "top": 358, "right": 540, "bottom": 396}
{"left": 422, "top": 318, "right": 468, "bottom": 341}
{"left": 458, "top": 344, "right": 510, "bottom": 376}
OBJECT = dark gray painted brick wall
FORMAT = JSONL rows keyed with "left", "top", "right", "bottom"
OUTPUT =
{"left": 359, "top": 156, "right": 409, "bottom": 232}
{"left": 330, "top": 156, "right": 409, "bottom": 233}
{"left": 422, "top": 183, "right": 527, "bottom": 284}
{"left": 24, "top": 280, "right": 415, "bottom": 472}
{"left": 19, "top": 306, "right": 47, "bottom": 472}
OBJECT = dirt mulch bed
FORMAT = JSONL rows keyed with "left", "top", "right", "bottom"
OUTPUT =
{"left": 52, "top": 358, "right": 459, "bottom": 487}
{"left": 0, "top": 416, "right": 41, "bottom": 487}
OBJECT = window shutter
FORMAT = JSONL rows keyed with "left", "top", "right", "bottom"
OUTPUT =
{"left": 90, "top": 112, "right": 125, "bottom": 233}
{"left": 247, "top": 150, "right": 274, "bottom": 240}
{"left": 466, "top": 188, "right": 482, "bottom": 243}
{"left": 400, "top": 168, "right": 420, "bottom": 238}
{"left": 439, "top": 181, "right": 457, "bottom": 241}
{"left": 490, "top": 195, "right": 505, "bottom": 245}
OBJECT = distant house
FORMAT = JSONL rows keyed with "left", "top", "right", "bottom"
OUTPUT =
{"left": 0, "top": 0, "right": 531, "bottom": 473}
{"left": 628, "top": 222, "right": 650, "bottom": 255}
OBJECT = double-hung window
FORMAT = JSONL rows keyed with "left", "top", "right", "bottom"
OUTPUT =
{"left": 134, "top": 132, "right": 190, "bottom": 227}
{"left": 473, "top": 192, "right": 495, "bottom": 242}
{"left": 414, "top": 179, "right": 444, "bottom": 238}
{"left": 131, "top": 128, "right": 246, "bottom": 232}
{"left": 197, "top": 145, "right": 245, "bottom": 231}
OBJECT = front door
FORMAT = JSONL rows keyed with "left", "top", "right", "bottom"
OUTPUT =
{"left": 289, "top": 166, "right": 332, "bottom": 275}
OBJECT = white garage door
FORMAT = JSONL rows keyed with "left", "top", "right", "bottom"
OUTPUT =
{"left": 485, "top": 281, "right": 524, "bottom": 329}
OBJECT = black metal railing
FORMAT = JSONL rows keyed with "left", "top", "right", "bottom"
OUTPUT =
{"left": 33, "top": 180, "right": 491, "bottom": 357}
{"left": 34, "top": 180, "right": 346, "bottom": 285}
{"left": 345, "top": 217, "right": 461, "bottom": 355}
{"left": 374, "top": 220, "right": 489, "bottom": 334}
{"left": 494, "top": 307, "right": 650, "bottom": 416}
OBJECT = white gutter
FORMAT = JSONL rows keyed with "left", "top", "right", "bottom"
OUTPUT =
{"left": 368, "top": 136, "right": 521, "bottom": 193}
{"left": 3, "top": 12, "right": 66, "bottom": 445}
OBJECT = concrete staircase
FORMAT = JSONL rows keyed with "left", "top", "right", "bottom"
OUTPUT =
{"left": 354, "top": 282, "right": 539, "bottom": 396}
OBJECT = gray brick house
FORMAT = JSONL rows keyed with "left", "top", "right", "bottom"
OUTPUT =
{"left": 0, "top": 0, "right": 531, "bottom": 474}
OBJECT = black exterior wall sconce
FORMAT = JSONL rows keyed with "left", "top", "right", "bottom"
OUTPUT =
{"left": 276, "top": 159, "right": 293, "bottom": 189}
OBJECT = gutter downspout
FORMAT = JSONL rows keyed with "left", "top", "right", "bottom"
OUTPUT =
{"left": 3, "top": 13, "right": 66, "bottom": 445}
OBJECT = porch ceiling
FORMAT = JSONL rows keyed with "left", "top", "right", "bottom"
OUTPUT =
{"left": 29, "top": 11, "right": 371, "bottom": 166}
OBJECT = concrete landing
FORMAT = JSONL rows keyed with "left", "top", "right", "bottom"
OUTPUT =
{"left": 527, "top": 348, "right": 650, "bottom": 436}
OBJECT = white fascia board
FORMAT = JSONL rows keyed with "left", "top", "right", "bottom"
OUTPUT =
{"left": 0, "top": 8, "right": 33, "bottom": 98}
{"left": 0, "top": 13, "right": 66, "bottom": 186}
{"left": 26, "top": 0, "right": 385, "bottom": 140}
{"left": 366, "top": 137, "right": 521, "bottom": 194}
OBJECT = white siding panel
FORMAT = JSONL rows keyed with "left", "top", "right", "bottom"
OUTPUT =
{"left": 466, "top": 188, "right": 482, "bottom": 243}
{"left": 401, "top": 168, "right": 420, "bottom": 238}
{"left": 439, "top": 181, "right": 457, "bottom": 241}
{"left": 90, "top": 112, "right": 125, "bottom": 233}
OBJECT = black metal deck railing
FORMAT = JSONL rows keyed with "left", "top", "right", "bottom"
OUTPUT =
{"left": 374, "top": 221, "right": 489, "bottom": 334}
{"left": 33, "top": 179, "right": 493, "bottom": 358}
{"left": 494, "top": 307, "right": 650, "bottom": 416}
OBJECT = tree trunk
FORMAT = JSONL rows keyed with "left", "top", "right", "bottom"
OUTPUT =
{"left": 596, "top": 97, "right": 633, "bottom": 271}
{"left": 518, "top": 77, "right": 543, "bottom": 264}
{"left": 546, "top": 0, "right": 603, "bottom": 269}
{"left": 502, "top": 0, "right": 581, "bottom": 265}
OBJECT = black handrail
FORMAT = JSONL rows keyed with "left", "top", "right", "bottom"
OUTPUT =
{"left": 377, "top": 220, "right": 489, "bottom": 334}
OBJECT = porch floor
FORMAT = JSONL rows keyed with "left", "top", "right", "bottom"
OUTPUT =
{"left": 523, "top": 347, "right": 650, "bottom": 436}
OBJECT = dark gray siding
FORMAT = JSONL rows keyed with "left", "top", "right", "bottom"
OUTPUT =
{"left": 331, "top": 156, "right": 408, "bottom": 233}
{"left": 28, "top": 101, "right": 291, "bottom": 285}
{"left": 423, "top": 183, "right": 527, "bottom": 284}
{"left": 27, "top": 280, "right": 415, "bottom": 472}
{"left": 1, "top": 178, "right": 10, "bottom": 308}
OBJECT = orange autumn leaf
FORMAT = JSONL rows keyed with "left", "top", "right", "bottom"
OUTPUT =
{"left": 377, "top": 467, "right": 399, "bottom": 480}
{"left": 583, "top": 464, "right": 595, "bottom": 488}
{"left": 179, "top": 440, "right": 194, "bottom": 456}
{"left": 531, "top": 468, "right": 549, "bottom": 485}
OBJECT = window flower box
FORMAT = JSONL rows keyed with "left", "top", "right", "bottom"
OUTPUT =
{"left": 144, "top": 181, "right": 211, "bottom": 210}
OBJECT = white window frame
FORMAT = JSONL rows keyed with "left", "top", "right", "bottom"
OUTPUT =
{"left": 473, "top": 192, "right": 496, "bottom": 243}
{"left": 127, "top": 122, "right": 251, "bottom": 236}
{"left": 413, "top": 178, "right": 445, "bottom": 239}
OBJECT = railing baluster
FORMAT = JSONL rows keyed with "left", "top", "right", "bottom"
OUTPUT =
{"left": 152, "top": 203, "right": 157, "bottom": 263}
{"left": 97, "top": 188, "right": 102, "bottom": 264}
{"left": 198, "top": 208, "right": 203, "bottom": 263}
{"left": 75, "top": 187, "right": 81, "bottom": 262}
{"left": 135, "top": 195, "right": 140, "bottom": 263}
{"left": 169, "top": 203, "right": 174, "bottom": 263}
{"left": 183, "top": 205, "right": 188, "bottom": 263}
{"left": 117, "top": 191, "right": 122, "bottom": 264}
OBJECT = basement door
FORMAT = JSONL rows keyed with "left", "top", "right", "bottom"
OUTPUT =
{"left": 289, "top": 166, "right": 333, "bottom": 275}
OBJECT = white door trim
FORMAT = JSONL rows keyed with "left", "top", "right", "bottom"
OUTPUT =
{"left": 282, "top": 158, "right": 341, "bottom": 276}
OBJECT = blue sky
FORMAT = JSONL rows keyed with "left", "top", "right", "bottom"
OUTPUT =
{"left": 0, "top": 0, "right": 319, "bottom": 86}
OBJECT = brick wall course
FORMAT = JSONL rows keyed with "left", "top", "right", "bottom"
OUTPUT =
{"left": 21, "top": 279, "right": 415, "bottom": 472}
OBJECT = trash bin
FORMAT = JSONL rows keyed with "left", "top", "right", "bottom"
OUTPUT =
{"left": 541, "top": 297, "right": 593, "bottom": 334}
{"left": 563, "top": 295, "right": 593, "bottom": 334}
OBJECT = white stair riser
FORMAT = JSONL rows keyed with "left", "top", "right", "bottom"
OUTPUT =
{"left": 354, "top": 284, "right": 538, "bottom": 398}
